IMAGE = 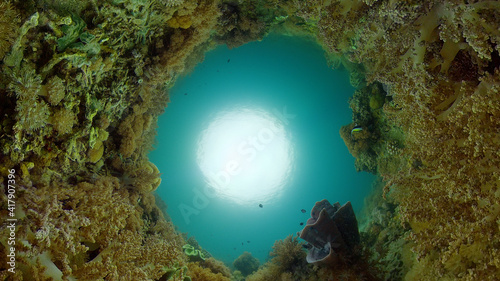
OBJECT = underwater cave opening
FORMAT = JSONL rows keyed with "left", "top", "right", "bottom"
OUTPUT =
{"left": 149, "top": 33, "right": 375, "bottom": 266}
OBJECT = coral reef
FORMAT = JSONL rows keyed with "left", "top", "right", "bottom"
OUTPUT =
{"left": 200, "top": 257, "right": 232, "bottom": 278}
{"left": 246, "top": 235, "right": 313, "bottom": 281}
{"left": 358, "top": 179, "right": 414, "bottom": 280}
{"left": 1, "top": 0, "right": 499, "bottom": 280}
{"left": 247, "top": 234, "right": 379, "bottom": 281}
{"left": 0, "top": 176, "right": 188, "bottom": 280}
{"left": 187, "top": 261, "right": 231, "bottom": 281}
{"left": 233, "top": 251, "right": 260, "bottom": 277}
{"left": 340, "top": 82, "right": 405, "bottom": 174}
{"left": 0, "top": 0, "right": 231, "bottom": 279}
{"left": 318, "top": 0, "right": 500, "bottom": 280}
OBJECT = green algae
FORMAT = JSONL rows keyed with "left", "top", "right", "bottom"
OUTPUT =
{"left": 57, "top": 13, "right": 86, "bottom": 51}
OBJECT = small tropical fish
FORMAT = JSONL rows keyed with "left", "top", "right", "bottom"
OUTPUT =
{"left": 351, "top": 125, "right": 363, "bottom": 136}
{"left": 301, "top": 209, "right": 306, "bottom": 213}
{"left": 300, "top": 222, "right": 304, "bottom": 226}
{"left": 259, "top": 204, "right": 263, "bottom": 208}
{"left": 247, "top": 241, "right": 250, "bottom": 243}
{"left": 227, "top": 59, "right": 231, "bottom": 63}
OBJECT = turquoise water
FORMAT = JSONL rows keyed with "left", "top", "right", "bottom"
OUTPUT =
{"left": 150, "top": 34, "right": 374, "bottom": 266}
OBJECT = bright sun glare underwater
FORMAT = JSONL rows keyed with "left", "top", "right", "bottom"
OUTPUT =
{"left": 196, "top": 106, "right": 295, "bottom": 206}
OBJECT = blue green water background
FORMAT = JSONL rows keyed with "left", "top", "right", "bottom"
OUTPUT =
{"left": 150, "top": 34, "right": 374, "bottom": 266}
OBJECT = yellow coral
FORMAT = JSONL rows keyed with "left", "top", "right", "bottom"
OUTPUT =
{"left": 87, "top": 128, "right": 109, "bottom": 163}
{"left": 87, "top": 141, "right": 104, "bottom": 163}
{"left": 167, "top": 15, "right": 192, "bottom": 29}
{"left": 1, "top": 1, "right": 499, "bottom": 280}
{"left": 187, "top": 262, "right": 231, "bottom": 281}
{"left": 201, "top": 257, "right": 232, "bottom": 278}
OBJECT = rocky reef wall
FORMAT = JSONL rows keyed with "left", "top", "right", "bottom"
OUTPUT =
{"left": 317, "top": 0, "right": 500, "bottom": 280}
{"left": 0, "top": 0, "right": 226, "bottom": 279}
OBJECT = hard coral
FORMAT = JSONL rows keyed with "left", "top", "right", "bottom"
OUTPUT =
{"left": 340, "top": 122, "right": 378, "bottom": 173}
{"left": 187, "top": 262, "right": 231, "bottom": 281}
{"left": 233, "top": 251, "right": 260, "bottom": 276}
{"left": 163, "top": 0, "right": 185, "bottom": 7}
{"left": 201, "top": 257, "right": 232, "bottom": 278}
{"left": 215, "top": 1, "right": 267, "bottom": 48}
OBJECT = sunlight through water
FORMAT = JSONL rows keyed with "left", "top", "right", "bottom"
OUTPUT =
{"left": 196, "top": 106, "right": 295, "bottom": 205}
